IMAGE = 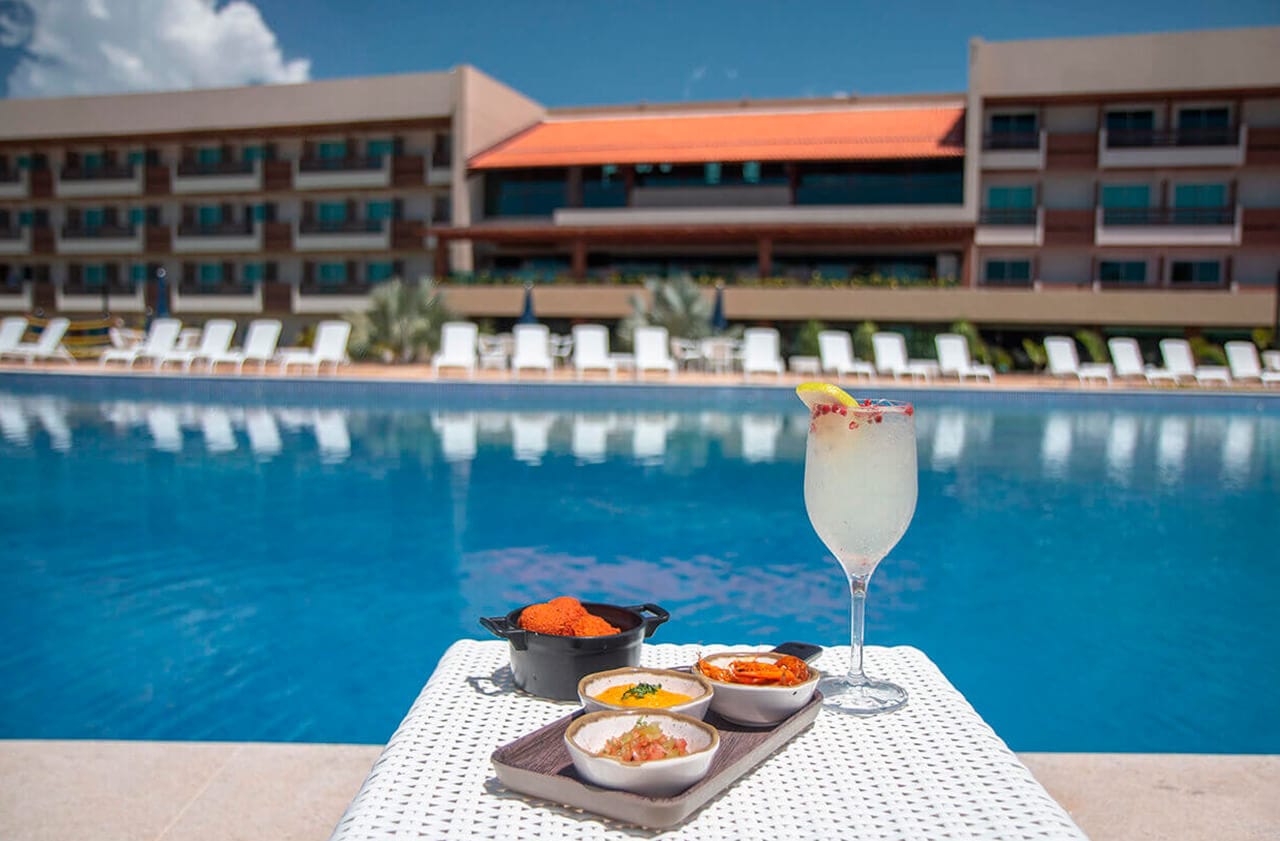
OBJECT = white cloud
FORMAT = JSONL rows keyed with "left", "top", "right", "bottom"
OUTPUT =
{"left": 6, "top": 0, "right": 310, "bottom": 98}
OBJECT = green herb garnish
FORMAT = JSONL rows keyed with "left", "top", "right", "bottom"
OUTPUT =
{"left": 620, "top": 683, "right": 660, "bottom": 701}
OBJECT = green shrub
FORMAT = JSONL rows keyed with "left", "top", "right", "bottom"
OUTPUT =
{"left": 346, "top": 277, "right": 455, "bottom": 363}
{"left": 1022, "top": 338, "right": 1047, "bottom": 371}
{"left": 1253, "top": 327, "right": 1275, "bottom": 350}
{"left": 1189, "top": 335, "right": 1228, "bottom": 365}
{"left": 990, "top": 345, "right": 1015, "bottom": 373}
{"left": 1073, "top": 329, "right": 1108, "bottom": 363}
{"left": 852, "top": 320, "right": 878, "bottom": 361}
{"left": 948, "top": 321, "right": 989, "bottom": 364}
{"left": 792, "top": 320, "right": 825, "bottom": 357}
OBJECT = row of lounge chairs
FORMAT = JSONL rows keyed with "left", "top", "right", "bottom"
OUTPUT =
{"left": 0, "top": 317, "right": 76, "bottom": 364}
{"left": 1045, "top": 336, "right": 1280, "bottom": 387}
{"left": 99, "top": 317, "right": 352, "bottom": 375}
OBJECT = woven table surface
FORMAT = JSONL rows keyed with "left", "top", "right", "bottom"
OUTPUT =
{"left": 330, "top": 640, "right": 1086, "bottom": 840}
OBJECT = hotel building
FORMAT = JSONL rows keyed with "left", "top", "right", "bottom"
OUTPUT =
{"left": 0, "top": 26, "right": 1277, "bottom": 332}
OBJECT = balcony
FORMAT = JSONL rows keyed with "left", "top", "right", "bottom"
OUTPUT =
{"left": 55, "top": 278, "right": 145, "bottom": 312}
{"left": 0, "top": 225, "right": 31, "bottom": 255}
{"left": 293, "top": 218, "right": 390, "bottom": 252}
{"left": 0, "top": 279, "right": 32, "bottom": 311}
{"left": 293, "top": 155, "right": 391, "bottom": 190}
{"left": 0, "top": 167, "right": 28, "bottom": 199}
{"left": 293, "top": 280, "right": 375, "bottom": 314}
{"left": 172, "top": 159, "right": 262, "bottom": 194}
{"left": 552, "top": 204, "right": 973, "bottom": 227}
{"left": 56, "top": 223, "right": 144, "bottom": 254}
{"left": 173, "top": 220, "right": 263, "bottom": 253}
{"left": 173, "top": 279, "right": 263, "bottom": 314}
{"left": 55, "top": 163, "right": 142, "bottom": 197}
{"left": 980, "top": 130, "right": 1046, "bottom": 170}
{"left": 975, "top": 207, "right": 1043, "bottom": 246}
{"left": 1099, "top": 126, "right": 1246, "bottom": 168}
{"left": 1094, "top": 206, "right": 1241, "bottom": 246}
{"left": 427, "top": 150, "right": 452, "bottom": 186}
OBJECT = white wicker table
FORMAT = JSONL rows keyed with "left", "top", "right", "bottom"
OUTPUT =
{"left": 330, "top": 641, "right": 1086, "bottom": 840}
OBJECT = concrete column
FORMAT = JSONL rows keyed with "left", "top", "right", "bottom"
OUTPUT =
{"left": 567, "top": 167, "right": 583, "bottom": 207}
{"left": 434, "top": 245, "right": 450, "bottom": 280}
{"left": 757, "top": 237, "right": 773, "bottom": 278}
{"left": 961, "top": 243, "right": 976, "bottom": 288}
{"left": 571, "top": 239, "right": 587, "bottom": 279}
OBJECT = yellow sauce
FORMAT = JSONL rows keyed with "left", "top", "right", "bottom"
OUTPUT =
{"left": 593, "top": 682, "right": 694, "bottom": 708}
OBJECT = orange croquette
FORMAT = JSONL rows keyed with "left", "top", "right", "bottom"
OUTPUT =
{"left": 518, "top": 597, "right": 620, "bottom": 637}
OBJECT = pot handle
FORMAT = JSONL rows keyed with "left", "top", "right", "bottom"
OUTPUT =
{"left": 626, "top": 603, "right": 670, "bottom": 639}
{"left": 479, "top": 615, "right": 528, "bottom": 651}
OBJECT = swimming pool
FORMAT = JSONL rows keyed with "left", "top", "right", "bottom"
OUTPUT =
{"left": 1, "top": 375, "right": 1276, "bottom": 752}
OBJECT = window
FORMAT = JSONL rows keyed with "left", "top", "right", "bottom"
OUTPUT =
{"left": 18, "top": 209, "right": 32, "bottom": 225}
{"left": 84, "top": 264, "right": 106, "bottom": 287}
{"left": 704, "top": 163, "right": 722, "bottom": 185}
{"left": 366, "top": 200, "right": 395, "bottom": 221}
{"left": 127, "top": 150, "right": 146, "bottom": 165}
{"left": 252, "top": 203, "right": 268, "bottom": 222}
{"left": 198, "top": 263, "right": 224, "bottom": 286}
{"left": 1100, "top": 185, "right": 1150, "bottom": 208}
{"left": 243, "top": 145, "right": 269, "bottom": 162}
{"left": 366, "top": 139, "right": 396, "bottom": 158}
{"left": 367, "top": 261, "right": 395, "bottom": 282}
{"left": 243, "top": 263, "right": 265, "bottom": 283}
{"left": 81, "top": 152, "right": 104, "bottom": 171}
{"left": 197, "top": 147, "right": 223, "bottom": 166}
{"left": 317, "top": 141, "right": 347, "bottom": 160}
{"left": 984, "top": 259, "right": 1032, "bottom": 285}
{"left": 742, "top": 162, "right": 761, "bottom": 184}
{"left": 128, "top": 207, "right": 146, "bottom": 225}
{"left": 1170, "top": 260, "right": 1221, "bottom": 285}
{"left": 1173, "top": 184, "right": 1226, "bottom": 208}
{"left": 1099, "top": 260, "right": 1147, "bottom": 284}
{"left": 990, "top": 113, "right": 1037, "bottom": 135}
{"left": 83, "top": 208, "right": 105, "bottom": 229}
{"left": 795, "top": 160, "right": 964, "bottom": 206}
{"left": 1105, "top": 110, "right": 1155, "bottom": 132}
{"left": 317, "top": 202, "right": 348, "bottom": 223}
{"left": 1178, "top": 107, "right": 1229, "bottom": 129}
{"left": 317, "top": 262, "right": 347, "bottom": 284}
{"left": 986, "top": 186, "right": 1035, "bottom": 209}
{"left": 197, "top": 205, "right": 223, "bottom": 226}
{"left": 130, "top": 264, "right": 148, "bottom": 284}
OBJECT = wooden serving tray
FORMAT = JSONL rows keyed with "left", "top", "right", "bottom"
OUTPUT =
{"left": 491, "top": 693, "right": 822, "bottom": 829}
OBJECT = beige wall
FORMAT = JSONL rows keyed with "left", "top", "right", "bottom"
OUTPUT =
{"left": 438, "top": 284, "right": 1276, "bottom": 328}
{"left": 972, "top": 28, "right": 1280, "bottom": 98}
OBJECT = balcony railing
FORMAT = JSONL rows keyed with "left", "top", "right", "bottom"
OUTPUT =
{"left": 60, "top": 223, "right": 138, "bottom": 238}
{"left": 177, "top": 220, "right": 255, "bottom": 237}
{"left": 178, "top": 280, "right": 255, "bottom": 295}
{"left": 298, "top": 156, "right": 384, "bottom": 172}
{"left": 983, "top": 132, "right": 1040, "bottom": 150}
{"left": 0, "top": 168, "right": 19, "bottom": 183}
{"left": 176, "top": 159, "right": 255, "bottom": 177}
{"left": 62, "top": 279, "right": 137, "bottom": 295}
{"left": 0, "top": 225, "right": 24, "bottom": 239}
{"left": 59, "top": 163, "right": 136, "bottom": 181}
{"left": 1101, "top": 206, "right": 1235, "bottom": 226}
{"left": 299, "top": 280, "right": 373, "bottom": 295}
{"left": 298, "top": 218, "right": 386, "bottom": 234}
{"left": 978, "top": 207, "right": 1038, "bottom": 225}
{"left": 1105, "top": 126, "right": 1237, "bottom": 148}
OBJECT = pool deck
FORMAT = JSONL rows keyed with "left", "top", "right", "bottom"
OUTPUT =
{"left": 0, "top": 741, "right": 1275, "bottom": 840}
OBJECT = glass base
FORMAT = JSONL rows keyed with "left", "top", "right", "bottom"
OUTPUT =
{"left": 818, "top": 675, "right": 908, "bottom": 716}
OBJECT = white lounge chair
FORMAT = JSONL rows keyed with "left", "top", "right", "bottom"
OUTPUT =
{"left": 1160, "top": 338, "right": 1230, "bottom": 387}
{"left": 511, "top": 324, "right": 553, "bottom": 380}
{"left": 1224, "top": 341, "right": 1280, "bottom": 386}
{"left": 432, "top": 321, "right": 479, "bottom": 379}
{"left": 572, "top": 324, "right": 616, "bottom": 381}
{"left": 936, "top": 333, "right": 996, "bottom": 382}
{"left": 0, "top": 317, "right": 28, "bottom": 354}
{"left": 1107, "top": 337, "right": 1174, "bottom": 385}
{"left": 159, "top": 319, "right": 237, "bottom": 372}
{"left": 100, "top": 318, "right": 181, "bottom": 368}
{"left": 1044, "top": 336, "right": 1112, "bottom": 386}
{"left": 872, "top": 332, "right": 936, "bottom": 381}
{"left": 1263, "top": 350, "right": 1280, "bottom": 373}
{"left": 818, "top": 330, "right": 875, "bottom": 381}
{"left": 280, "top": 320, "right": 351, "bottom": 375}
{"left": 2, "top": 317, "right": 75, "bottom": 365}
{"left": 633, "top": 326, "right": 676, "bottom": 380}
{"left": 213, "top": 319, "right": 282, "bottom": 374}
{"left": 742, "top": 327, "right": 785, "bottom": 381}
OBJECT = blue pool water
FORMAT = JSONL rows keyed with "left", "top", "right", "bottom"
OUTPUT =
{"left": 1, "top": 378, "right": 1277, "bottom": 752}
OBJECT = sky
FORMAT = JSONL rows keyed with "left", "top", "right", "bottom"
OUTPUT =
{"left": 1, "top": 0, "right": 1278, "bottom": 103}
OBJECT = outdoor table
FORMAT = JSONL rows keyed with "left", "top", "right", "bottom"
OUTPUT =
{"left": 330, "top": 640, "right": 1085, "bottom": 840}
{"left": 789, "top": 355, "right": 821, "bottom": 375}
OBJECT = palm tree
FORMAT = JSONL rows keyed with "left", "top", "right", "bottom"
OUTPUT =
{"left": 346, "top": 277, "right": 455, "bottom": 363}
{"left": 621, "top": 274, "right": 720, "bottom": 344}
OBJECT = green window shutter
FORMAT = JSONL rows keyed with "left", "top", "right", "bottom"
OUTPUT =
{"left": 251, "top": 203, "right": 267, "bottom": 222}
{"left": 84, "top": 208, "right": 105, "bottom": 229}
{"left": 198, "top": 263, "right": 223, "bottom": 285}
{"left": 366, "top": 200, "right": 394, "bottom": 221}
{"left": 742, "top": 162, "right": 761, "bottom": 184}
{"left": 318, "top": 202, "right": 347, "bottom": 223}
{"left": 18, "top": 210, "right": 32, "bottom": 225}
{"left": 367, "top": 139, "right": 395, "bottom": 158}
{"left": 197, "top": 205, "right": 223, "bottom": 226}
{"left": 16, "top": 155, "right": 30, "bottom": 169}
{"left": 1100, "top": 185, "right": 1149, "bottom": 209}
{"left": 987, "top": 186, "right": 1035, "bottom": 209}
{"left": 243, "top": 263, "right": 264, "bottom": 283}
{"left": 131, "top": 264, "right": 148, "bottom": 283}
{"left": 1173, "top": 184, "right": 1226, "bottom": 208}
{"left": 197, "top": 147, "right": 222, "bottom": 166}
{"left": 128, "top": 151, "right": 145, "bottom": 165}
{"left": 367, "top": 261, "right": 395, "bottom": 282}
{"left": 318, "top": 262, "right": 347, "bottom": 284}
{"left": 129, "top": 207, "right": 145, "bottom": 225}
{"left": 317, "top": 141, "right": 347, "bottom": 160}
{"left": 85, "top": 264, "right": 106, "bottom": 286}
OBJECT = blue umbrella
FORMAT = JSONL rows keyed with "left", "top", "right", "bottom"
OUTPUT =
{"left": 711, "top": 281, "right": 727, "bottom": 333}
{"left": 518, "top": 281, "right": 537, "bottom": 324}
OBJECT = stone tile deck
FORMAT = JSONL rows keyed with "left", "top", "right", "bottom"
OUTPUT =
{"left": 1, "top": 740, "right": 1276, "bottom": 840}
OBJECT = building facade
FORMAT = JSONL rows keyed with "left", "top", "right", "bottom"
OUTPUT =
{"left": 0, "top": 27, "right": 1277, "bottom": 331}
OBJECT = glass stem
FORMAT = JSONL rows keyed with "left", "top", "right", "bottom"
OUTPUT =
{"left": 847, "top": 574, "right": 869, "bottom": 685}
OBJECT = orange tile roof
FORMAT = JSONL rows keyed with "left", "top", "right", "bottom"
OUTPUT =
{"left": 470, "top": 106, "right": 966, "bottom": 169}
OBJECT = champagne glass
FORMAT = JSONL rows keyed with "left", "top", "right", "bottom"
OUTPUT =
{"left": 802, "top": 395, "right": 917, "bottom": 715}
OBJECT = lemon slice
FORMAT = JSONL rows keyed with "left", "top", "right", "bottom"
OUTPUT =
{"left": 795, "top": 382, "right": 858, "bottom": 411}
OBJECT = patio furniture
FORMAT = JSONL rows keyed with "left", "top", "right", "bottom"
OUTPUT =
{"left": 279, "top": 320, "right": 351, "bottom": 375}
{"left": 872, "top": 332, "right": 937, "bottom": 382}
{"left": 550, "top": 333, "right": 574, "bottom": 369}
{"left": 572, "top": 324, "right": 616, "bottom": 380}
{"left": 1224, "top": 341, "right": 1280, "bottom": 386}
{"left": 699, "top": 337, "right": 739, "bottom": 374}
{"left": 936, "top": 333, "right": 996, "bottom": 382}
{"left": 817, "top": 330, "right": 875, "bottom": 381}
{"left": 671, "top": 337, "right": 702, "bottom": 371}
{"left": 1263, "top": 350, "right": 1280, "bottom": 373}
{"left": 212, "top": 319, "right": 282, "bottom": 374}
{"left": 1, "top": 317, "right": 75, "bottom": 366}
{"left": 1159, "top": 338, "right": 1230, "bottom": 387}
{"left": 158, "top": 319, "right": 236, "bottom": 372}
{"left": 1107, "top": 337, "right": 1175, "bottom": 385}
{"left": 741, "top": 327, "right": 784, "bottom": 381}
{"left": 108, "top": 326, "right": 144, "bottom": 351}
{"left": 0, "top": 316, "right": 28, "bottom": 354}
{"left": 1044, "top": 336, "right": 1112, "bottom": 386}
{"left": 477, "top": 335, "right": 508, "bottom": 371}
{"left": 432, "top": 321, "right": 479, "bottom": 380}
{"left": 633, "top": 326, "right": 677, "bottom": 380}
{"left": 330, "top": 640, "right": 1085, "bottom": 840}
{"left": 100, "top": 318, "right": 181, "bottom": 369}
{"left": 511, "top": 324, "right": 553, "bottom": 380}
{"left": 789, "top": 355, "right": 821, "bottom": 376}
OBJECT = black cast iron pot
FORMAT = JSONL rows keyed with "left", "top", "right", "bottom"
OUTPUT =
{"left": 480, "top": 602, "right": 669, "bottom": 700}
